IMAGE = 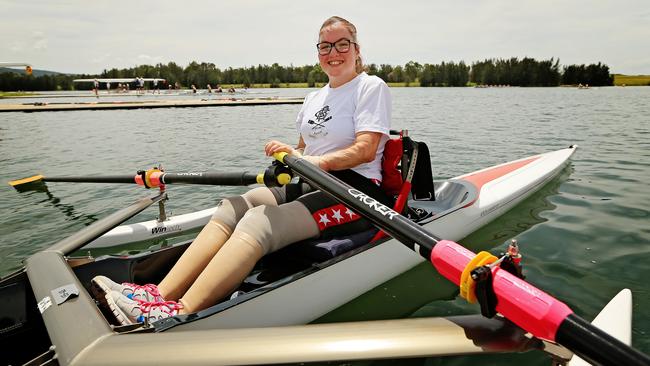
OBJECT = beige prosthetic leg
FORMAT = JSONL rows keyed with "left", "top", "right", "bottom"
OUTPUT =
{"left": 158, "top": 187, "right": 276, "bottom": 301}
{"left": 178, "top": 201, "right": 320, "bottom": 313}
{"left": 178, "top": 231, "right": 264, "bottom": 312}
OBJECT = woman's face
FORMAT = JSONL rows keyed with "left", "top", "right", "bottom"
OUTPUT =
{"left": 318, "top": 23, "right": 359, "bottom": 85}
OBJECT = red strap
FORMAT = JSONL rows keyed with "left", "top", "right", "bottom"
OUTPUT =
{"left": 372, "top": 136, "right": 407, "bottom": 242}
{"left": 370, "top": 181, "right": 411, "bottom": 242}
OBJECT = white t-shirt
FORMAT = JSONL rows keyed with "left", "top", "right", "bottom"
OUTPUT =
{"left": 295, "top": 72, "right": 391, "bottom": 181}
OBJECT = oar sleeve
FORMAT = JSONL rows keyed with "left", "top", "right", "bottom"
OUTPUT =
{"left": 431, "top": 240, "right": 572, "bottom": 342}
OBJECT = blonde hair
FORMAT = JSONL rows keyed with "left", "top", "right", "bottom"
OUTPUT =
{"left": 319, "top": 16, "right": 363, "bottom": 74}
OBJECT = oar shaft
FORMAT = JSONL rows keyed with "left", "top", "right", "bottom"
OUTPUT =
{"left": 161, "top": 172, "right": 259, "bottom": 186}
{"left": 40, "top": 171, "right": 260, "bottom": 186}
{"left": 557, "top": 314, "right": 650, "bottom": 366}
{"left": 279, "top": 154, "right": 649, "bottom": 366}
{"left": 45, "top": 175, "right": 136, "bottom": 184}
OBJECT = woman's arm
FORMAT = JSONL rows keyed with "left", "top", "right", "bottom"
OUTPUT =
{"left": 317, "top": 131, "right": 383, "bottom": 171}
{"left": 265, "top": 132, "right": 383, "bottom": 171}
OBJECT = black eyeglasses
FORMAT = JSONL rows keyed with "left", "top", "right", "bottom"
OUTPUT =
{"left": 316, "top": 38, "right": 357, "bottom": 55}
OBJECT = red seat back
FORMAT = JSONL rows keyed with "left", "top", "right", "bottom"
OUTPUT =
{"left": 380, "top": 137, "right": 404, "bottom": 196}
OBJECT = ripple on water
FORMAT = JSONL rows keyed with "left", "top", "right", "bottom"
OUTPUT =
{"left": 560, "top": 181, "right": 620, "bottom": 199}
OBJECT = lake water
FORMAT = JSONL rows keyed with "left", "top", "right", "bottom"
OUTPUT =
{"left": 0, "top": 86, "right": 648, "bottom": 364}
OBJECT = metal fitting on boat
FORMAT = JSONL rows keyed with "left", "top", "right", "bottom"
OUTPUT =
{"left": 507, "top": 239, "right": 521, "bottom": 259}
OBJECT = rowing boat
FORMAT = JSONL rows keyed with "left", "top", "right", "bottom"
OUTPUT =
{"left": 87, "top": 145, "right": 575, "bottom": 248}
{"left": 2, "top": 144, "right": 646, "bottom": 365}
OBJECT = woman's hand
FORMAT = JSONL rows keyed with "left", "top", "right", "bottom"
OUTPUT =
{"left": 264, "top": 140, "right": 297, "bottom": 157}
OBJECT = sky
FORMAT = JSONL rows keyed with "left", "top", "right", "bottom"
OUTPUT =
{"left": 1, "top": 0, "right": 649, "bottom": 75}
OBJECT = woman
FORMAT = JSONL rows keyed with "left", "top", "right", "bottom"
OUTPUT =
{"left": 93, "top": 16, "right": 393, "bottom": 325}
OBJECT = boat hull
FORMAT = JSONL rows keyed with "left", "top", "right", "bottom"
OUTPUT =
{"left": 88, "top": 147, "right": 576, "bottom": 250}
{"left": 168, "top": 146, "right": 577, "bottom": 331}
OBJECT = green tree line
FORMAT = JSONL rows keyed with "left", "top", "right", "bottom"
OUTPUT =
{"left": 0, "top": 58, "right": 614, "bottom": 91}
{"left": 470, "top": 57, "right": 562, "bottom": 86}
{"left": 562, "top": 63, "right": 613, "bottom": 86}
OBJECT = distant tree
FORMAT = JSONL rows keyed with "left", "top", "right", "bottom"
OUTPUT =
{"left": 404, "top": 61, "right": 422, "bottom": 85}
{"left": 376, "top": 64, "right": 393, "bottom": 82}
{"left": 470, "top": 57, "right": 561, "bottom": 87}
{"left": 562, "top": 62, "right": 612, "bottom": 86}
{"left": 366, "top": 63, "right": 379, "bottom": 76}
{"left": 388, "top": 65, "right": 404, "bottom": 83}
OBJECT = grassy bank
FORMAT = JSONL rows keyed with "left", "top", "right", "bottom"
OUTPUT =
{"left": 613, "top": 74, "right": 650, "bottom": 86}
{"left": 0, "top": 91, "right": 35, "bottom": 98}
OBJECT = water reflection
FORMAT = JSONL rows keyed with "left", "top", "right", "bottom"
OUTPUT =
{"left": 19, "top": 184, "right": 98, "bottom": 225}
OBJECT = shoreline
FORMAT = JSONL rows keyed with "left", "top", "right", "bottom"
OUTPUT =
{"left": 2, "top": 74, "right": 648, "bottom": 96}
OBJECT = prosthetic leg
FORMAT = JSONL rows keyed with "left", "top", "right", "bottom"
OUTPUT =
{"left": 157, "top": 187, "right": 277, "bottom": 300}
{"left": 178, "top": 201, "right": 320, "bottom": 312}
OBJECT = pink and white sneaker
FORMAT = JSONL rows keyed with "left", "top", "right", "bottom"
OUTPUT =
{"left": 105, "top": 290, "right": 182, "bottom": 325}
{"left": 91, "top": 275, "right": 163, "bottom": 302}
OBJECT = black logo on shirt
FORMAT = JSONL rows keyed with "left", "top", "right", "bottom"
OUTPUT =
{"left": 308, "top": 105, "right": 332, "bottom": 137}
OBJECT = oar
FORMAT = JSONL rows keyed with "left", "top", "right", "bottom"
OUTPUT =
{"left": 9, "top": 168, "right": 291, "bottom": 191}
{"left": 274, "top": 152, "right": 650, "bottom": 366}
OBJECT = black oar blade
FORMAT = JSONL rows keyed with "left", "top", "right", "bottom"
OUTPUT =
{"left": 8, "top": 175, "right": 48, "bottom": 192}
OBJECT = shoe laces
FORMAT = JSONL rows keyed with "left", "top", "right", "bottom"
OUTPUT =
{"left": 140, "top": 300, "right": 183, "bottom": 316}
{"left": 124, "top": 283, "right": 162, "bottom": 298}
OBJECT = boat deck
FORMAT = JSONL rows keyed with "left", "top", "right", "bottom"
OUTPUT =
{"left": 0, "top": 97, "right": 304, "bottom": 112}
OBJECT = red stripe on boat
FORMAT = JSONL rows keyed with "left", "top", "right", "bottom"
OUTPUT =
{"left": 463, "top": 157, "right": 539, "bottom": 191}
